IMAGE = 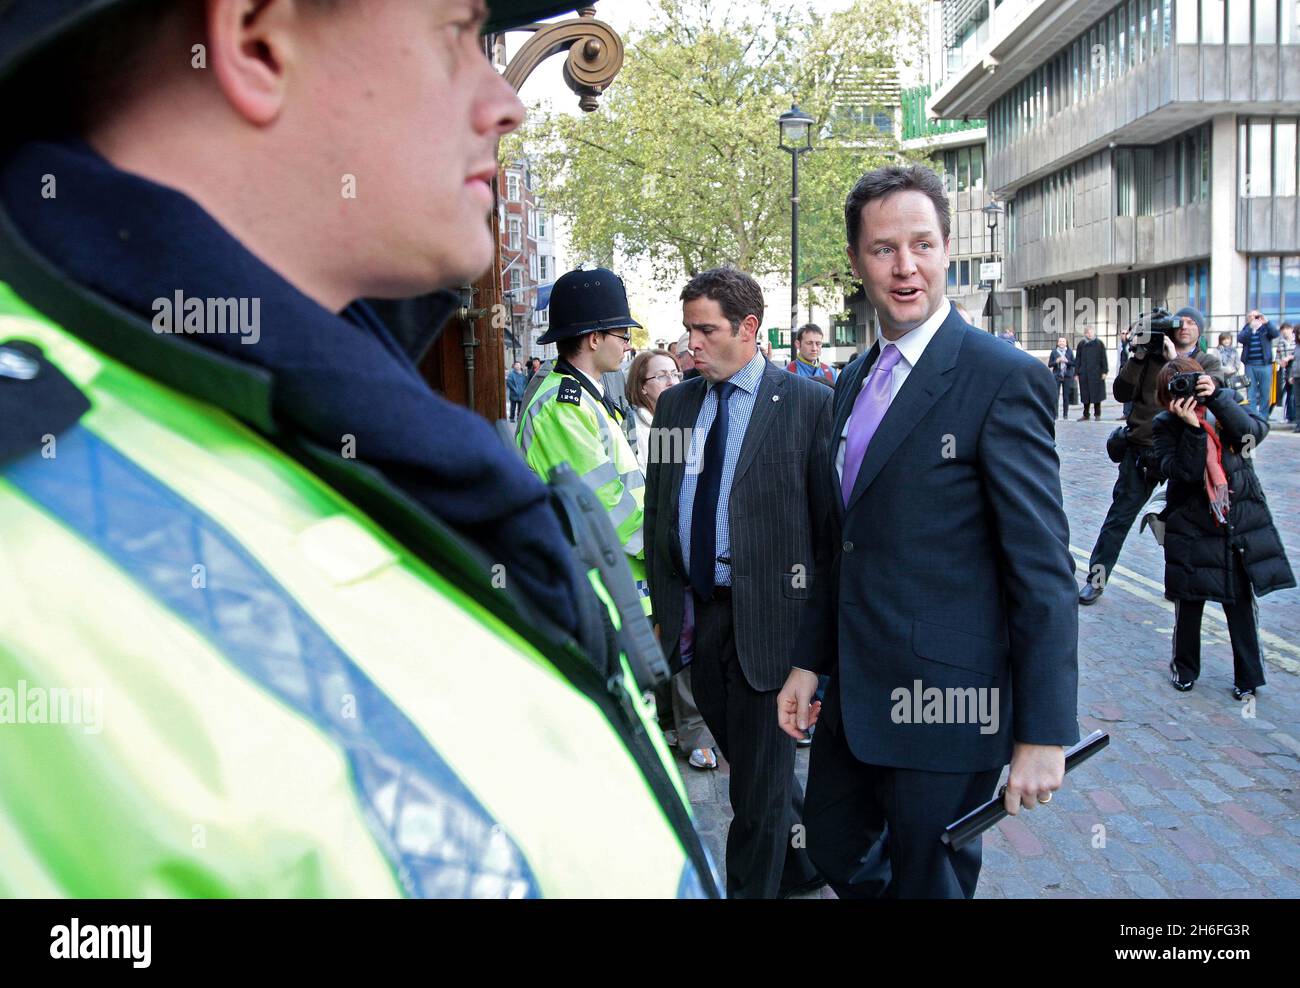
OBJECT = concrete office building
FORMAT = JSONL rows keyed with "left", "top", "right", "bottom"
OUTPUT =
{"left": 927, "top": 0, "right": 1300, "bottom": 350}
{"left": 902, "top": 1, "right": 1021, "bottom": 338}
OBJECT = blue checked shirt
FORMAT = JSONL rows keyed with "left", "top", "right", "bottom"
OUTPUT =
{"left": 678, "top": 350, "right": 767, "bottom": 588}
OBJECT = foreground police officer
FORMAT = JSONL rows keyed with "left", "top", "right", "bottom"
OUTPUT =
{"left": 0, "top": 0, "right": 715, "bottom": 898}
{"left": 517, "top": 267, "right": 650, "bottom": 609}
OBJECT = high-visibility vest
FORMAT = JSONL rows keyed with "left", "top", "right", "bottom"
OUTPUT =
{"left": 516, "top": 368, "right": 651, "bottom": 614}
{"left": 0, "top": 283, "right": 713, "bottom": 898}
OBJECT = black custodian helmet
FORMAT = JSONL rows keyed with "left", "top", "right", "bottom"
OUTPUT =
{"left": 537, "top": 267, "right": 641, "bottom": 346}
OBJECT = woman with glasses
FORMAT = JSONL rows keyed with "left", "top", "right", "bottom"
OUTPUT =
{"left": 627, "top": 349, "right": 718, "bottom": 771}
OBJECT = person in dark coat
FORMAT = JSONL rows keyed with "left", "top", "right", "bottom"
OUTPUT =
{"left": 1047, "top": 335, "right": 1076, "bottom": 419}
{"left": 1152, "top": 357, "right": 1296, "bottom": 700}
{"left": 505, "top": 361, "right": 528, "bottom": 422}
{"left": 1075, "top": 325, "right": 1109, "bottom": 420}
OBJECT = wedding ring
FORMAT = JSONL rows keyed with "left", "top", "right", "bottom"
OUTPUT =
{"left": 1037, "top": 792, "right": 1053, "bottom": 804}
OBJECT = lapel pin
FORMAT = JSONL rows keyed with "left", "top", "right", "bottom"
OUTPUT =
{"left": 772, "top": 395, "right": 781, "bottom": 402}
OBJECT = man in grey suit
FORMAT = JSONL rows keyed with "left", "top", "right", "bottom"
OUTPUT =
{"left": 645, "top": 266, "right": 835, "bottom": 898}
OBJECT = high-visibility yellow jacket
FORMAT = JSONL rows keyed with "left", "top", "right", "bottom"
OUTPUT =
{"left": 516, "top": 366, "right": 651, "bottom": 614}
{"left": 0, "top": 283, "right": 715, "bottom": 898}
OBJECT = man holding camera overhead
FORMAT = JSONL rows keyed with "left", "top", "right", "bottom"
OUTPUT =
{"left": 1078, "top": 307, "right": 1224, "bottom": 606}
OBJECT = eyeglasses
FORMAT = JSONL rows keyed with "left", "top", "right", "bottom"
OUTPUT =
{"left": 601, "top": 331, "right": 631, "bottom": 343}
{"left": 650, "top": 371, "right": 683, "bottom": 384}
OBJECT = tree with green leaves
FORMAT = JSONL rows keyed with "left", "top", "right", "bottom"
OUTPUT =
{"left": 520, "top": 0, "right": 926, "bottom": 305}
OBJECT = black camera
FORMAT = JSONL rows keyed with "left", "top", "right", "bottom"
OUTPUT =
{"left": 1132, "top": 307, "right": 1180, "bottom": 354}
{"left": 1168, "top": 371, "right": 1207, "bottom": 403}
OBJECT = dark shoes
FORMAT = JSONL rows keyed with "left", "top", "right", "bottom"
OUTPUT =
{"left": 1169, "top": 662, "right": 1195, "bottom": 692}
{"left": 1078, "top": 584, "right": 1104, "bottom": 605}
{"left": 1232, "top": 686, "right": 1257, "bottom": 701}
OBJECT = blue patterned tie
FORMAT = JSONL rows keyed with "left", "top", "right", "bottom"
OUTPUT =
{"left": 690, "top": 381, "right": 737, "bottom": 601}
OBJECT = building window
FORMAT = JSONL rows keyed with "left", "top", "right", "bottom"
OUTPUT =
{"left": 1252, "top": 254, "right": 1300, "bottom": 323}
{"left": 1285, "top": 0, "right": 1300, "bottom": 42}
{"left": 1276, "top": 120, "right": 1299, "bottom": 195}
{"left": 1201, "top": 124, "right": 1213, "bottom": 200}
{"left": 506, "top": 173, "right": 521, "bottom": 201}
{"left": 1228, "top": 0, "right": 1250, "bottom": 41}
{"left": 1118, "top": 5, "right": 1128, "bottom": 69}
{"left": 509, "top": 266, "right": 523, "bottom": 293}
{"left": 1116, "top": 149, "right": 1135, "bottom": 216}
{"left": 508, "top": 216, "right": 522, "bottom": 249}
{"left": 1241, "top": 118, "right": 1275, "bottom": 197}
{"left": 539, "top": 255, "right": 550, "bottom": 282}
{"left": 1127, "top": 0, "right": 1137, "bottom": 66}
{"left": 529, "top": 252, "right": 538, "bottom": 280}
{"left": 1204, "top": 0, "right": 1225, "bottom": 42}
{"left": 1136, "top": 148, "right": 1155, "bottom": 215}
{"left": 1256, "top": 0, "right": 1279, "bottom": 41}
{"left": 1176, "top": 0, "right": 1197, "bottom": 42}
{"left": 536, "top": 211, "right": 548, "bottom": 239}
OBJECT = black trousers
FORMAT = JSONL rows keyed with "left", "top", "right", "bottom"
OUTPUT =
{"left": 1087, "top": 446, "right": 1158, "bottom": 589}
{"left": 508, "top": 399, "right": 522, "bottom": 421}
{"left": 803, "top": 716, "right": 1001, "bottom": 899}
{"left": 1080, "top": 401, "right": 1101, "bottom": 418}
{"left": 691, "top": 593, "right": 817, "bottom": 899}
{"left": 1172, "top": 555, "right": 1266, "bottom": 690}
{"left": 1056, "top": 380, "right": 1072, "bottom": 417}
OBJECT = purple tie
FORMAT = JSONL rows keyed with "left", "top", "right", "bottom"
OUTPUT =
{"left": 841, "top": 345, "right": 903, "bottom": 506}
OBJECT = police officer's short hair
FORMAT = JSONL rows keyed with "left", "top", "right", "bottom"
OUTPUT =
{"left": 793, "top": 323, "right": 824, "bottom": 343}
{"left": 557, "top": 335, "right": 590, "bottom": 360}
{"left": 679, "top": 266, "right": 763, "bottom": 335}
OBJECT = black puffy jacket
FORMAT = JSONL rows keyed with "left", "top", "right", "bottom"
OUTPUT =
{"left": 1152, "top": 389, "right": 1295, "bottom": 604}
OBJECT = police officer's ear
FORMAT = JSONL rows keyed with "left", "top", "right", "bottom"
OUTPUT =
{"left": 206, "top": 0, "right": 305, "bottom": 125}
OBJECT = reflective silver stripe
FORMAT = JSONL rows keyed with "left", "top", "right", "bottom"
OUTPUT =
{"left": 620, "top": 469, "right": 646, "bottom": 493}
{"left": 582, "top": 460, "right": 620, "bottom": 490}
{"left": 624, "top": 528, "right": 644, "bottom": 556}
{"left": 609, "top": 486, "right": 640, "bottom": 529}
{"left": 518, "top": 384, "right": 563, "bottom": 453}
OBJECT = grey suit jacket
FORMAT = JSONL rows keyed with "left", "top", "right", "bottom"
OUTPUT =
{"left": 644, "top": 361, "right": 835, "bottom": 692}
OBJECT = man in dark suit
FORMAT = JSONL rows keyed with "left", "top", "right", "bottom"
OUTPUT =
{"left": 777, "top": 164, "right": 1079, "bottom": 899}
{"left": 645, "top": 266, "right": 835, "bottom": 898}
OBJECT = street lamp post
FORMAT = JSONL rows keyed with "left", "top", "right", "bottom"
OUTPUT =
{"left": 779, "top": 104, "right": 814, "bottom": 365}
{"left": 982, "top": 198, "right": 1004, "bottom": 334}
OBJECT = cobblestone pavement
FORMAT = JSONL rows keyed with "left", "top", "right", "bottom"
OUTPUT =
{"left": 677, "top": 397, "right": 1300, "bottom": 898}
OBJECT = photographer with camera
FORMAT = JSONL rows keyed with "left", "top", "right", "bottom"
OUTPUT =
{"left": 1079, "top": 306, "right": 1223, "bottom": 605}
{"left": 1152, "top": 360, "right": 1294, "bottom": 698}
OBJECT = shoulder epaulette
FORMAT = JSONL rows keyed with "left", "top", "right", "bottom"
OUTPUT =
{"left": 0, "top": 340, "right": 90, "bottom": 466}
{"left": 556, "top": 378, "right": 583, "bottom": 406}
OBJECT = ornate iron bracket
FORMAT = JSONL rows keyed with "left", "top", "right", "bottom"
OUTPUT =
{"left": 502, "top": 6, "right": 624, "bottom": 111}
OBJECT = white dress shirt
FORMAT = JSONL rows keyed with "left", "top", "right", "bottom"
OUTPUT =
{"left": 836, "top": 298, "right": 951, "bottom": 481}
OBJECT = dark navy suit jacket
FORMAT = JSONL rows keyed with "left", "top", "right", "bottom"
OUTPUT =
{"left": 796, "top": 308, "right": 1079, "bottom": 773}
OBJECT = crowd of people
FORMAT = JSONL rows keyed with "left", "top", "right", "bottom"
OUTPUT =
{"left": 1072, "top": 307, "right": 1294, "bottom": 702}
{"left": 512, "top": 163, "right": 1078, "bottom": 900}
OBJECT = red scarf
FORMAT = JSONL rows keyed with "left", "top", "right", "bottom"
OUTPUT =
{"left": 1194, "top": 404, "right": 1230, "bottom": 525}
